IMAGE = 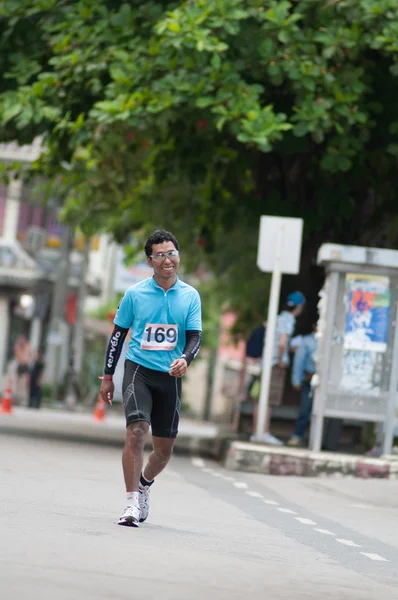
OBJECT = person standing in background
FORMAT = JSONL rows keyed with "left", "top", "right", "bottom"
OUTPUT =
{"left": 14, "top": 335, "right": 31, "bottom": 406}
{"left": 29, "top": 349, "right": 45, "bottom": 409}
{"left": 286, "top": 317, "right": 318, "bottom": 447}
{"left": 251, "top": 291, "right": 306, "bottom": 445}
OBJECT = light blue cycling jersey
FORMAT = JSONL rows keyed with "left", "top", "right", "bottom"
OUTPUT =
{"left": 114, "top": 276, "right": 202, "bottom": 372}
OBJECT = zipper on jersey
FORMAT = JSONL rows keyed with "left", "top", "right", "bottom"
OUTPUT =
{"left": 161, "top": 290, "right": 168, "bottom": 322}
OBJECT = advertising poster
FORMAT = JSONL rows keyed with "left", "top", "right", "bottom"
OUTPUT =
{"left": 344, "top": 274, "right": 390, "bottom": 353}
{"left": 340, "top": 274, "right": 390, "bottom": 395}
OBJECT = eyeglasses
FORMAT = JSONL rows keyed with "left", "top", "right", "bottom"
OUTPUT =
{"left": 150, "top": 250, "right": 180, "bottom": 262}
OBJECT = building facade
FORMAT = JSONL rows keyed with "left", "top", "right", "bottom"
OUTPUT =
{"left": 0, "top": 140, "right": 117, "bottom": 390}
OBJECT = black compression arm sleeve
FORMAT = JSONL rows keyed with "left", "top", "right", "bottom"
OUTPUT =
{"left": 103, "top": 325, "right": 129, "bottom": 375}
{"left": 181, "top": 330, "right": 201, "bottom": 366}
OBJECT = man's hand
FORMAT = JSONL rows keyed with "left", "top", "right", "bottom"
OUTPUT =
{"left": 276, "top": 361, "right": 287, "bottom": 369}
{"left": 169, "top": 358, "right": 188, "bottom": 378}
{"left": 100, "top": 379, "right": 114, "bottom": 406}
{"left": 293, "top": 384, "right": 301, "bottom": 392}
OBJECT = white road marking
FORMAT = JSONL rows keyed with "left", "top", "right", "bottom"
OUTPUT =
{"left": 360, "top": 553, "right": 389, "bottom": 562}
{"left": 193, "top": 461, "right": 387, "bottom": 563}
{"left": 314, "top": 528, "right": 336, "bottom": 536}
{"left": 295, "top": 518, "right": 316, "bottom": 525}
{"left": 233, "top": 482, "right": 248, "bottom": 489}
{"left": 245, "top": 491, "right": 263, "bottom": 498}
{"left": 336, "top": 539, "right": 361, "bottom": 547}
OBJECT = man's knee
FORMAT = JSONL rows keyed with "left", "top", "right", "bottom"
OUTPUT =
{"left": 126, "top": 423, "right": 149, "bottom": 451}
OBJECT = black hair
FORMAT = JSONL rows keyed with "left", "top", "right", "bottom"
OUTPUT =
{"left": 281, "top": 303, "right": 296, "bottom": 313}
{"left": 302, "top": 313, "right": 319, "bottom": 335}
{"left": 144, "top": 230, "right": 180, "bottom": 257}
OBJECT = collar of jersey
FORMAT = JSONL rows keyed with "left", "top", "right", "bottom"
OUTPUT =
{"left": 151, "top": 275, "right": 181, "bottom": 292}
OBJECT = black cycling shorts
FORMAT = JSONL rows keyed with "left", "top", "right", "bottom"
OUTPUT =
{"left": 122, "top": 360, "right": 182, "bottom": 438}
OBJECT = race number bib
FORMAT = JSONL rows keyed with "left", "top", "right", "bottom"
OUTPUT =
{"left": 140, "top": 323, "right": 178, "bottom": 351}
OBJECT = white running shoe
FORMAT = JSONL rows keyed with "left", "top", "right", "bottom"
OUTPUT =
{"left": 139, "top": 482, "right": 151, "bottom": 523}
{"left": 250, "top": 432, "right": 284, "bottom": 446}
{"left": 261, "top": 432, "right": 284, "bottom": 446}
{"left": 118, "top": 504, "right": 140, "bottom": 527}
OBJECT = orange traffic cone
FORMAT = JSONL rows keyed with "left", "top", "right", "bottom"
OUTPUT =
{"left": 93, "top": 395, "right": 106, "bottom": 422}
{"left": 1, "top": 378, "right": 13, "bottom": 414}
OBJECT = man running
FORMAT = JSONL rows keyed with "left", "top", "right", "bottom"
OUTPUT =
{"left": 99, "top": 230, "right": 202, "bottom": 527}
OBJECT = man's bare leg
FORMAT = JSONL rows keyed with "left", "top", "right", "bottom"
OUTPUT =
{"left": 137, "top": 436, "right": 175, "bottom": 523}
{"left": 122, "top": 421, "right": 150, "bottom": 492}
{"left": 142, "top": 436, "right": 176, "bottom": 482}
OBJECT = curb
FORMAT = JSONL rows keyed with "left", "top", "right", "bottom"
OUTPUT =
{"left": 224, "top": 441, "right": 398, "bottom": 479}
{"left": 0, "top": 408, "right": 235, "bottom": 459}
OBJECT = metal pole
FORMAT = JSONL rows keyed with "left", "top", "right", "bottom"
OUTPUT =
{"left": 0, "top": 297, "right": 10, "bottom": 380}
{"left": 255, "top": 226, "right": 284, "bottom": 440}
{"left": 73, "top": 237, "right": 90, "bottom": 374}
{"left": 310, "top": 270, "right": 340, "bottom": 452}
{"left": 44, "top": 224, "right": 73, "bottom": 391}
{"left": 64, "top": 237, "right": 91, "bottom": 410}
{"left": 382, "top": 296, "right": 398, "bottom": 456}
{"left": 29, "top": 317, "right": 42, "bottom": 353}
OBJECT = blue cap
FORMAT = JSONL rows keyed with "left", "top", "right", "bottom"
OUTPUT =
{"left": 287, "top": 291, "right": 306, "bottom": 307}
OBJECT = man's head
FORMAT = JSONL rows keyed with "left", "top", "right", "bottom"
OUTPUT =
{"left": 145, "top": 229, "right": 180, "bottom": 282}
{"left": 285, "top": 291, "right": 306, "bottom": 317}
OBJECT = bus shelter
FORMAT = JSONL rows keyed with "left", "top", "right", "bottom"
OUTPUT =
{"left": 310, "top": 244, "right": 398, "bottom": 455}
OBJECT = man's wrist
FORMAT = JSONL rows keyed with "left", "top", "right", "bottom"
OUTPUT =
{"left": 180, "top": 354, "right": 189, "bottom": 366}
{"left": 99, "top": 374, "right": 113, "bottom": 381}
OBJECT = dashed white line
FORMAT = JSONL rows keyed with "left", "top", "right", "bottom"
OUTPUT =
{"left": 360, "top": 553, "right": 388, "bottom": 562}
{"left": 314, "top": 528, "right": 336, "bottom": 536}
{"left": 196, "top": 472, "right": 388, "bottom": 564}
{"left": 233, "top": 482, "right": 248, "bottom": 489}
{"left": 193, "top": 466, "right": 388, "bottom": 563}
{"left": 336, "top": 539, "right": 361, "bottom": 548}
{"left": 296, "top": 518, "right": 316, "bottom": 525}
{"left": 245, "top": 491, "right": 263, "bottom": 498}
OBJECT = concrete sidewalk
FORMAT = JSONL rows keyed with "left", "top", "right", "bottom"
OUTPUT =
{"left": 225, "top": 440, "right": 398, "bottom": 479}
{"left": 4, "top": 408, "right": 398, "bottom": 478}
{"left": 0, "top": 407, "right": 234, "bottom": 457}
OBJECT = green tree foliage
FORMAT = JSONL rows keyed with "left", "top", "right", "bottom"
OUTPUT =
{"left": 1, "top": 1, "right": 398, "bottom": 333}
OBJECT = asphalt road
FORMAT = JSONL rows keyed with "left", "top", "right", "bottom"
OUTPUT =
{"left": 1, "top": 434, "right": 397, "bottom": 599}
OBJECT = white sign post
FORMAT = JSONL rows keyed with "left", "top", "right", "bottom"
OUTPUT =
{"left": 255, "top": 216, "right": 303, "bottom": 441}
